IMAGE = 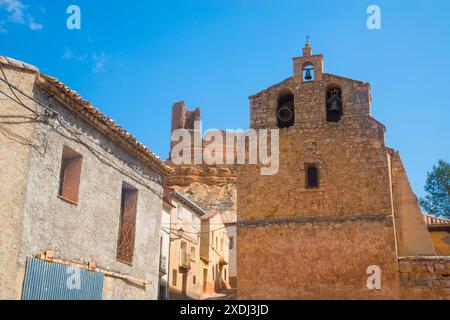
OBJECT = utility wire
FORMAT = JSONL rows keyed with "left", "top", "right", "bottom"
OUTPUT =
{"left": 0, "top": 67, "right": 164, "bottom": 197}
{"left": 162, "top": 225, "right": 231, "bottom": 235}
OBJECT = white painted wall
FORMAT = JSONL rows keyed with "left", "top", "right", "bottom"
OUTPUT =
{"left": 159, "top": 206, "right": 171, "bottom": 299}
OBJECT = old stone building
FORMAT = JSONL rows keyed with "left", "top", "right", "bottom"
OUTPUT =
{"left": 237, "top": 41, "right": 450, "bottom": 299}
{"left": 0, "top": 56, "right": 172, "bottom": 300}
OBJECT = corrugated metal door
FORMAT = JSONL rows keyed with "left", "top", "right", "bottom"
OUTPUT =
{"left": 22, "top": 257, "right": 104, "bottom": 300}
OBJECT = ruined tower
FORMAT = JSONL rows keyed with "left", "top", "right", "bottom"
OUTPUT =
{"left": 237, "top": 41, "right": 439, "bottom": 299}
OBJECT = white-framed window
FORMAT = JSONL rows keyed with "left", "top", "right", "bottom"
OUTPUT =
{"left": 177, "top": 204, "right": 183, "bottom": 220}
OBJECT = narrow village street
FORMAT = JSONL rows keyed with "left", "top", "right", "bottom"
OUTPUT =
{"left": 205, "top": 289, "right": 237, "bottom": 300}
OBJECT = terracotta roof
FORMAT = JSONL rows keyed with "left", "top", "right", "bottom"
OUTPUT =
{"left": 423, "top": 213, "right": 450, "bottom": 227}
{"left": 0, "top": 56, "right": 173, "bottom": 176}
{"left": 0, "top": 56, "right": 39, "bottom": 73}
{"left": 201, "top": 210, "right": 221, "bottom": 220}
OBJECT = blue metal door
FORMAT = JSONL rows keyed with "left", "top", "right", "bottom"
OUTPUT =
{"left": 22, "top": 257, "right": 104, "bottom": 300}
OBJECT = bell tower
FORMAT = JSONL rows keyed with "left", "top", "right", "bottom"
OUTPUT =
{"left": 293, "top": 37, "right": 324, "bottom": 82}
{"left": 239, "top": 42, "right": 414, "bottom": 300}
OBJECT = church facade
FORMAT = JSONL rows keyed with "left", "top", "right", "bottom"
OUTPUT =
{"left": 236, "top": 41, "right": 449, "bottom": 299}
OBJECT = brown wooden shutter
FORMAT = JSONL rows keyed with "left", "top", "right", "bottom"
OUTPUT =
{"left": 117, "top": 183, "right": 138, "bottom": 264}
{"left": 59, "top": 146, "right": 82, "bottom": 204}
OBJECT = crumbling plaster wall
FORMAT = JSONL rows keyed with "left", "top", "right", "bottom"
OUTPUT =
{"left": 0, "top": 65, "right": 39, "bottom": 300}
{"left": 1, "top": 64, "right": 164, "bottom": 300}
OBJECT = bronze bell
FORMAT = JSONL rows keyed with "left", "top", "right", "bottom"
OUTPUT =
{"left": 328, "top": 99, "right": 340, "bottom": 113}
{"left": 304, "top": 68, "right": 313, "bottom": 81}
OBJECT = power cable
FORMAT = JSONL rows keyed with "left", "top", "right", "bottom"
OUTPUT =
{"left": 0, "top": 69, "right": 164, "bottom": 197}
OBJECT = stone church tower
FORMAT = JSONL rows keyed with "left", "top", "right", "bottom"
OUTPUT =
{"left": 237, "top": 41, "right": 443, "bottom": 299}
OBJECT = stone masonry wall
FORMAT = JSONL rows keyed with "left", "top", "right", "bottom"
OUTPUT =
{"left": 239, "top": 218, "right": 400, "bottom": 299}
{"left": 237, "top": 71, "right": 401, "bottom": 299}
{"left": 399, "top": 257, "right": 450, "bottom": 299}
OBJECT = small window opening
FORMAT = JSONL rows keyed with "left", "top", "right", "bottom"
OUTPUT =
{"left": 306, "top": 165, "right": 319, "bottom": 189}
{"left": 58, "top": 146, "right": 82, "bottom": 204}
{"left": 276, "top": 92, "right": 295, "bottom": 129}
{"left": 172, "top": 269, "right": 178, "bottom": 286}
{"left": 326, "top": 87, "right": 343, "bottom": 122}
{"left": 117, "top": 182, "right": 138, "bottom": 264}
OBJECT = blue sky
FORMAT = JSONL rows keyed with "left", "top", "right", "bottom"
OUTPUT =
{"left": 1, "top": 0, "right": 449, "bottom": 198}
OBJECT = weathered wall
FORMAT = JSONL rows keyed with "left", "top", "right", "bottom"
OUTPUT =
{"left": 238, "top": 219, "right": 400, "bottom": 299}
{"left": 0, "top": 63, "right": 164, "bottom": 300}
{"left": 399, "top": 257, "right": 450, "bottom": 299}
{"left": 18, "top": 85, "right": 163, "bottom": 300}
{"left": 237, "top": 71, "right": 401, "bottom": 299}
{"left": 389, "top": 150, "right": 436, "bottom": 256}
{"left": 243, "top": 76, "right": 392, "bottom": 219}
{"left": 0, "top": 64, "right": 39, "bottom": 300}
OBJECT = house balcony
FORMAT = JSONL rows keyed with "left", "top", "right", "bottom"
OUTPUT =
{"left": 179, "top": 252, "right": 191, "bottom": 270}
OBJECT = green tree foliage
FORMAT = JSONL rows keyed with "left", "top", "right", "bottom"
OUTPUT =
{"left": 419, "top": 160, "right": 450, "bottom": 218}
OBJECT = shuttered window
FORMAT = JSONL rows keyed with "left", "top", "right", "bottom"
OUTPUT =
{"left": 117, "top": 182, "right": 138, "bottom": 265}
{"left": 58, "top": 146, "right": 82, "bottom": 205}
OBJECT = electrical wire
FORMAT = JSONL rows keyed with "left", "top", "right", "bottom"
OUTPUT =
{"left": 0, "top": 67, "right": 164, "bottom": 197}
{"left": 162, "top": 225, "right": 231, "bottom": 235}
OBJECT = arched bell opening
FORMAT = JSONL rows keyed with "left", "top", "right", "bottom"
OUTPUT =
{"left": 276, "top": 91, "right": 295, "bottom": 129}
{"left": 302, "top": 62, "right": 315, "bottom": 82}
{"left": 326, "top": 86, "right": 343, "bottom": 122}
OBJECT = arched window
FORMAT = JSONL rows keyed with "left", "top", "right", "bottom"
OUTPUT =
{"left": 302, "top": 63, "right": 314, "bottom": 82}
{"left": 326, "top": 87, "right": 343, "bottom": 122}
{"left": 276, "top": 92, "right": 295, "bottom": 129}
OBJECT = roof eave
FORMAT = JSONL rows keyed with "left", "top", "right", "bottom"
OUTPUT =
{"left": 35, "top": 73, "right": 173, "bottom": 177}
